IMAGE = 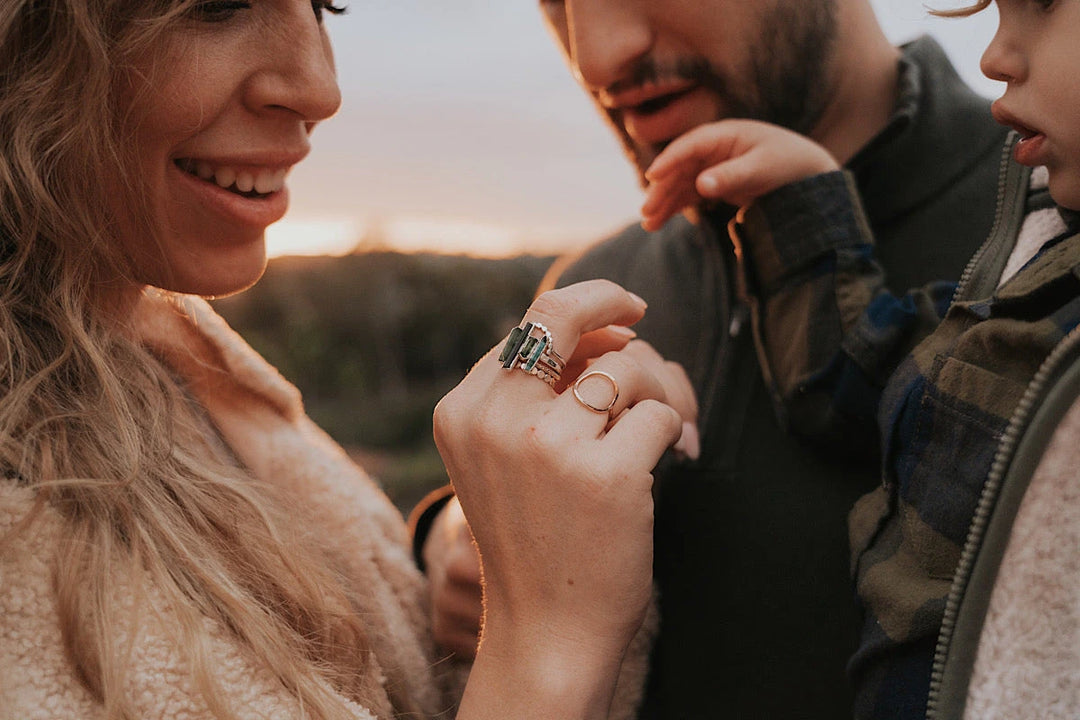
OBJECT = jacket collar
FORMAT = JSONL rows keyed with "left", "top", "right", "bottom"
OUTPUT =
{"left": 847, "top": 36, "right": 1008, "bottom": 227}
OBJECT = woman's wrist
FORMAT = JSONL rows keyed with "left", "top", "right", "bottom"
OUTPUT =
{"left": 457, "top": 622, "right": 627, "bottom": 720}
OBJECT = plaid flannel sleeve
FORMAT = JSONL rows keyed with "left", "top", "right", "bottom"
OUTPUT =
{"left": 731, "top": 170, "right": 956, "bottom": 450}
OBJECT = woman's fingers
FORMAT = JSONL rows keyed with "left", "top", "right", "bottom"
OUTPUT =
{"left": 602, "top": 398, "right": 684, "bottom": 468}
{"left": 467, "top": 280, "right": 646, "bottom": 398}
{"left": 555, "top": 324, "right": 638, "bottom": 391}
{"left": 561, "top": 340, "right": 700, "bottom": 458}
{"left": 561, "top": 340, "right": 690, "bottom": 421}
{"left": 520, "top": 279, "right": 646, "bottom": 361}
{"left": 433, "top": 284, "right": 699, "bottom": 671}
{"left": 621, "top": 340, "right": 697, "bottom": 426}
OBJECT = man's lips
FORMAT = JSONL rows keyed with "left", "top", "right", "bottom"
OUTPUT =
{"left": 601, "top": 80, "right": 699, "bottom": 113}
{"left": 603, "top": 83, "right": 711, "bottom": 147}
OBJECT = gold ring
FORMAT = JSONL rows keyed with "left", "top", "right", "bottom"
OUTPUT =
{"left": 572, "top": 371, "right": 619, "bottom": 414}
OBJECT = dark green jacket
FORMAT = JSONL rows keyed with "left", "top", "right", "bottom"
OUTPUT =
{"left": 548, "top": 37, "right": 1011, "bottom": 720}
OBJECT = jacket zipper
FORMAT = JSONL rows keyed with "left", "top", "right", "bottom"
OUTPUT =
{"left": 950, "top": 134, "right": 1018, "bottom": 307}
{"left": 923, "top": 132, "right": 1018, "bottom": 718}
{"left": 925, "top": 323, "right": 1080, "bottom": 719}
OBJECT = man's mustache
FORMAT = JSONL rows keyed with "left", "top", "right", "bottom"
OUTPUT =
{"left": 604, "top": 57, "right": 728, "bottom": 99}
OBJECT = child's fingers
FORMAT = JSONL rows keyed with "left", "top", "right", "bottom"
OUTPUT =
{"left": 642, "top": 190, "right": 700, "bottom": 230}
{"left": 695, "top": 137, "right": 837, "bottom": 206}
{"left": 641, "top": 173, "right": 688, "bottom": 216}
{"left": 694, "top": 149, "right": 779, "bottom": 206}
{"left": 642, "top": 177, "right": 703, "bottom": 231}
{"left": 645, "top": 122, "right": 742, "bottom": 181}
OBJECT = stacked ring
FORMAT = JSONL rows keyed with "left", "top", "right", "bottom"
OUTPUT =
{"left": 498, "top": 321, "right": 566, "bottom": 386}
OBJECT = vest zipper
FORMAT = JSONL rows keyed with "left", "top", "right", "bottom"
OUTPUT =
{"left": 950, "top": 133, "right": 1022, "bottom": 306}
{"left": 925, "top": 320, "right": 1080, "bottom": 719}
{"left": 923, "top": 131, "right": 1022, "bottom": 718}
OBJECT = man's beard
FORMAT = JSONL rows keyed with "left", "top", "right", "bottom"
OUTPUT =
{"left": 601, "top": 1, "right": 838, "bottom": 186}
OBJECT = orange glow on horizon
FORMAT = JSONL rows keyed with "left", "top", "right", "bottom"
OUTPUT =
{"left": 266, "top": 215, "right": 596, "bottom": 259}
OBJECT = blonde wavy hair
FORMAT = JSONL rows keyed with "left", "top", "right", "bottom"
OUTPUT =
{"left": 0, "top": 2, "right": 418, "bottom": 717}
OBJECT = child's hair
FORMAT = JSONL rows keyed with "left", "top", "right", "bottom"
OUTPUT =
{"left": 930, "top": 0, "right": 992, "bottom": 17}
{"left": 0, "top": 2, "right": 420, "bottom": 718}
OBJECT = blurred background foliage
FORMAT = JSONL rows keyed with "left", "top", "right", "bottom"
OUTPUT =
{"left": 212, "top": 251, "right": 554, "bottom": 513}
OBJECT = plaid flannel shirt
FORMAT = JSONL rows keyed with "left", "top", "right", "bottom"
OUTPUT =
{"left": 733, "top": 170, "right": 1080, "bottom": 719}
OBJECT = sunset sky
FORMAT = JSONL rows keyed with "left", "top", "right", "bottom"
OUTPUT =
{"left": 268, "top": 0, "right": 1003, "bottom": 258}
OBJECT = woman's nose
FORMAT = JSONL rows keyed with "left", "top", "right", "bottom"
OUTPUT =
{"left": 246, "top": 8, "right": 343, "bottom": 124}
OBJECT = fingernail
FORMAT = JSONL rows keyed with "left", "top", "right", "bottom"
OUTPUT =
{"left": 698, "top": 174, "right": 719, "bottom": 195}
{"left": 608, "top": 325, "right": 637, "bottom": 339}
{"left": 682, "top": 421, "right": 701, "bottom": 460}
{"left": 628, "top": 292, "right": 648, "bottom": 309}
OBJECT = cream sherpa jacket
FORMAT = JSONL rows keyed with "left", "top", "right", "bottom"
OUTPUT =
{"left": 0, "top": 292, "right": 654, "bottom": 719}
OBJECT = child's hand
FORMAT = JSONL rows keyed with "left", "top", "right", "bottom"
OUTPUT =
{"left": 641, "top": 119, "right": 839, "bottom": 231}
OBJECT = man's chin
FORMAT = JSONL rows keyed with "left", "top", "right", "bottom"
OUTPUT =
{"left": 600, "top": 106, "right": 663, "bottom": 187}
{"left": 624, "top": 138, "right": 665, "bottom": 188}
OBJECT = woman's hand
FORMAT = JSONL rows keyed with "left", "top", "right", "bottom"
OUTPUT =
{"left": 640, "top": 119, "right": 839, "bottom": 231}
{"left": 434, "top": 279, "right": 695, "bottom": 719}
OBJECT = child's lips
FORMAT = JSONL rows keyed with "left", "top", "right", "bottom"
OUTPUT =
{"left": 992, "top": 102, "right": 1046, "bottom": 167}
{"left": 1013, "top": 132, "right": 1047, "bottom": 167}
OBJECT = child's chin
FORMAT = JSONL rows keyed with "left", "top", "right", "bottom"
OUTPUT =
{"left": 1046, "top": 174, "right": 1080, "bottom": 213}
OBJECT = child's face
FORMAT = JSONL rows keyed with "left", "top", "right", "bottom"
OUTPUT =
{"left": 984, "top": 0, "right": 1080, "bottom": 210}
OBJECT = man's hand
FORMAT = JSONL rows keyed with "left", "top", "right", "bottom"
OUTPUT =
{"left": 640, "top": 119, "right": 839, "bottom": 231}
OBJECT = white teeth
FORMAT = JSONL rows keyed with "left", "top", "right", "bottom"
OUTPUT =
{"left": 235, "top": 171, "right": 255, "bottom": 193}
{"left": 214, "top": 167, "right": 236, "bottom": 189}
{"left": 178, "top": 159, "right": 286, "bottom": 195}
{"left": 254, "top": 170, "right": 277, "bottom": 194}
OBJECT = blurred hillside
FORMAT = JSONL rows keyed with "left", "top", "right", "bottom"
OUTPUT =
{"left": 212, "top": 250, "right": 555, "bottom": 513}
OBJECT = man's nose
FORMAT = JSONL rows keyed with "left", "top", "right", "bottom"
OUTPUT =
{"left": 564, "top": 0, "right": 653, "bottom": 92}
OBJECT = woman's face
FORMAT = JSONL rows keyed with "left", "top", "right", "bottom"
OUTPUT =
{"left": 113, "top": 0, "right": 342, "bottom": 297}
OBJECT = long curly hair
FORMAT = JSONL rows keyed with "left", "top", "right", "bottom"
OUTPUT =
{"left": 0, "top": 2, "right": 420, "bottom": 717}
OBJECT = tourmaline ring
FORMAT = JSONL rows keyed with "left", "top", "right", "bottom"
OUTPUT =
{"left": 572, "top": 370, "right": 619, "bottom": 414}
{"left": 498, "top": 321, "right": 565, "bottom": 386}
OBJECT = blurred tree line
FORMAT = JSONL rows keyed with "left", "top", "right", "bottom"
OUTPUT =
{"left": 211, "top": 250, "right": 554, "bottom": 513}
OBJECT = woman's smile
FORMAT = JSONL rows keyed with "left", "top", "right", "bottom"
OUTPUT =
{"left": 174, "top": 158, "right": 289, "bottom": 197}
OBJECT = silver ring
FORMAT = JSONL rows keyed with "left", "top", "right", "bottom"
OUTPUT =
{"left": 498, "top": 321, "right": 563, "bottom": 383}
{"left": 572, "top": 371, "right": 619, "bottom": 414}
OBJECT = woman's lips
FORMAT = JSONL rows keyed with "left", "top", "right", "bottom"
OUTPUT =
{"left": 172, "top": 161, "right": 290, "bottom": 234}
